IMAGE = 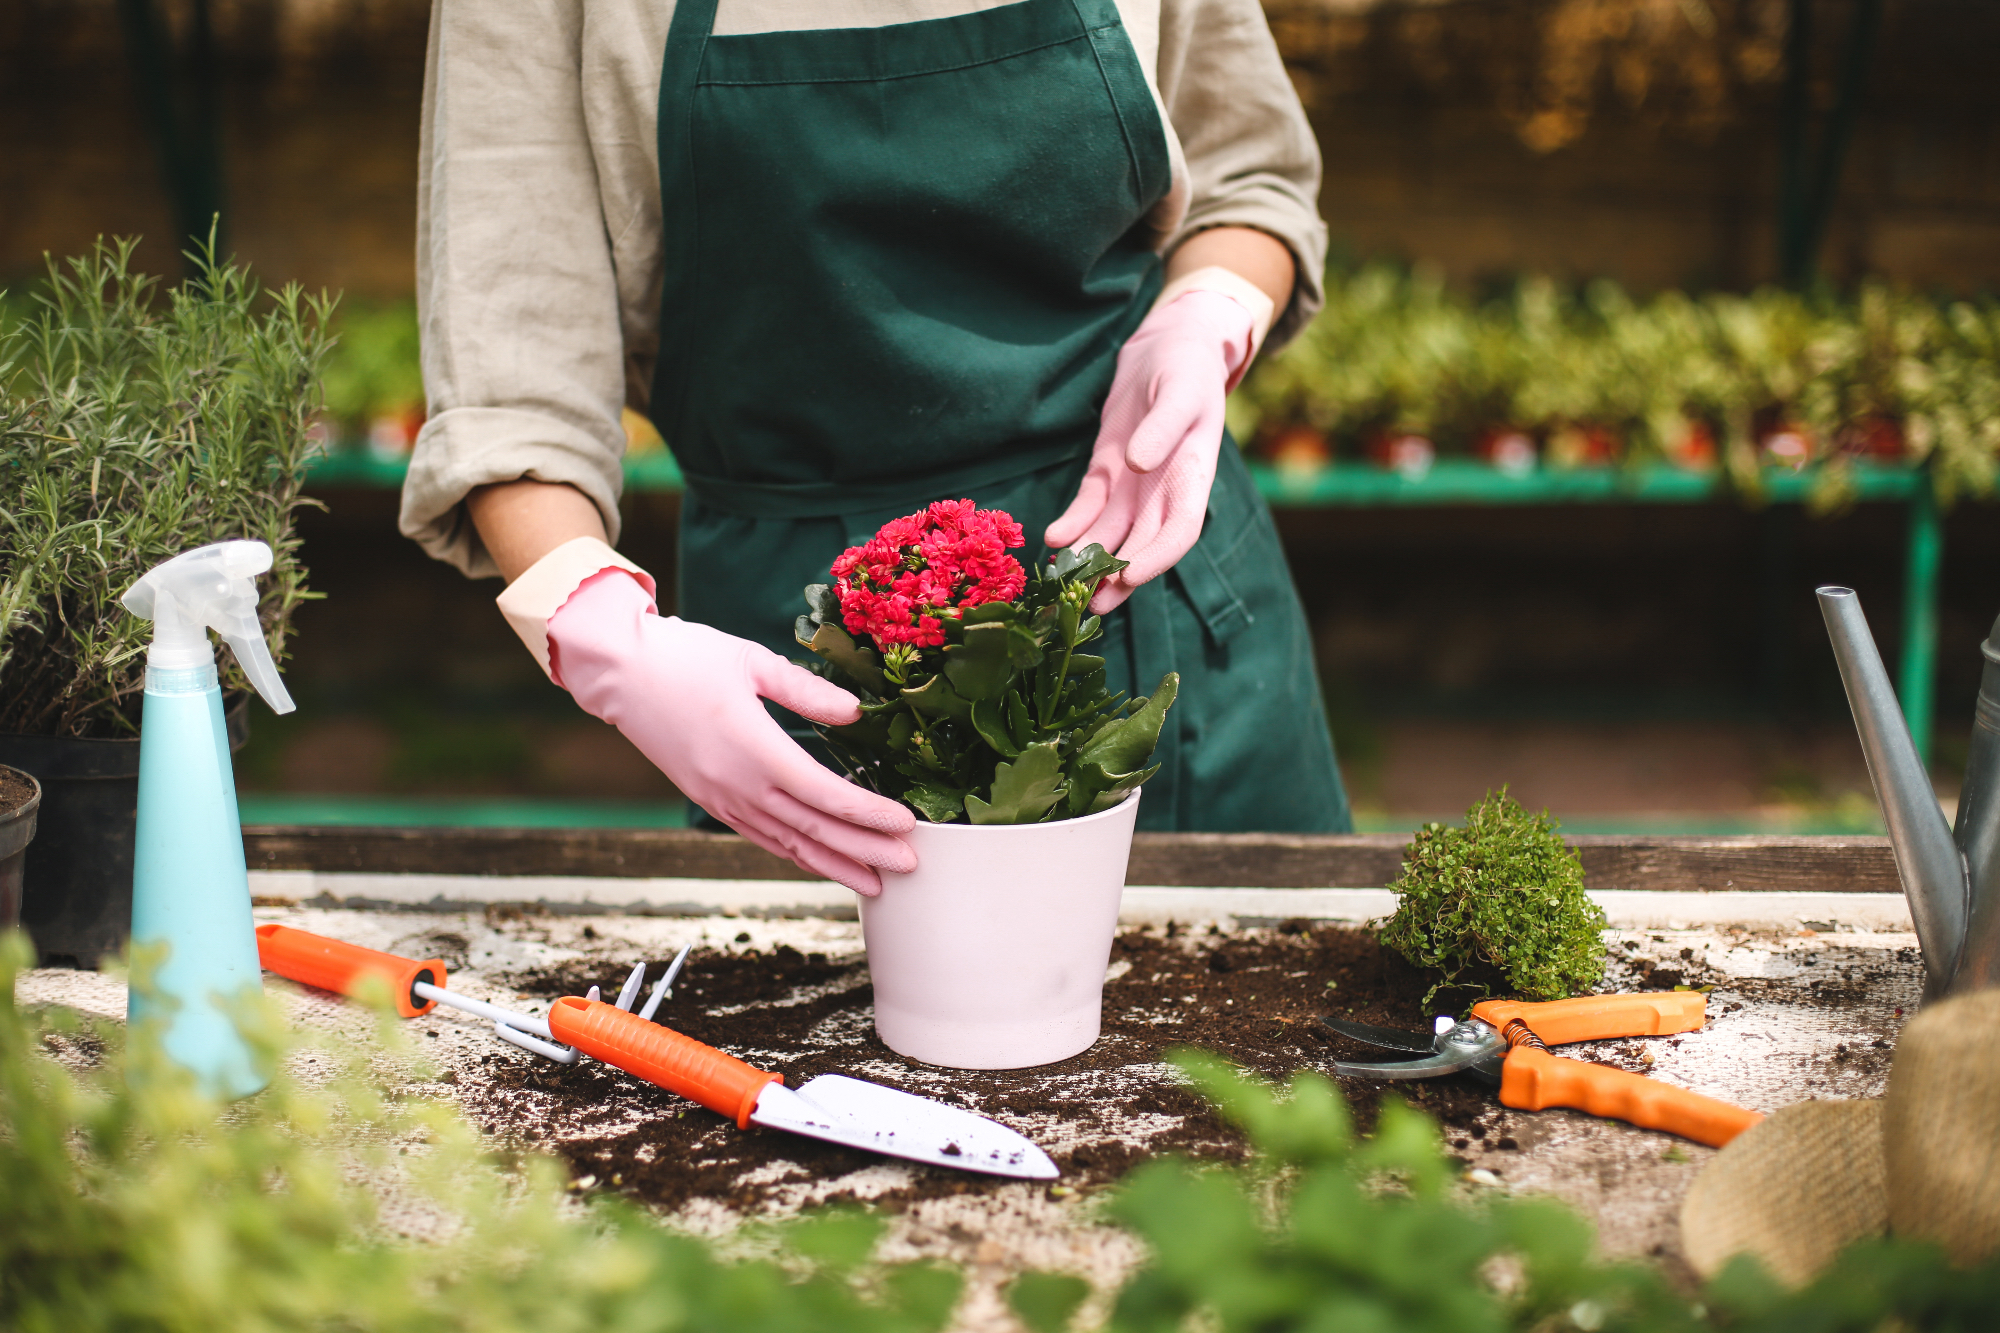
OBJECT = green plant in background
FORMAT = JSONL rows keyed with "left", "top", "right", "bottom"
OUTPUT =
{"left": 1233, "top": 263, "right": 2000, "bottom": 509}
{"left": 1379, "top": 788, "right": 1606, "bottom": 1005}
{"left": 0, "top": 237, "right": 327, "bottom": 737}
{"left": 316, "top": 298, "right": 422, "bottom": 430}
{"left": 1008, "top": 1054, "right": 2000, "bottom": 1333}
{"left": 0, "top": 931, "right": 960, "bottom": 1333}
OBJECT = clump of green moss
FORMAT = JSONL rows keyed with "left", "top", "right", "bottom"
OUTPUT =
{"left": 1379, "top": 788, "right": 1606, "bottom": 1005}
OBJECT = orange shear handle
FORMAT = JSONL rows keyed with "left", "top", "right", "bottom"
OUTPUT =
{"left": 549, "top": 997, "right": 780, "bottom": 1129}
{"left": 1499, "top": 1047, "right": 1763, "bottom": 1147}
{"left": 1473, "top": 992, "right": 1706, "bottom": 1045}
{"left": 255, "top": 923, "right": 445, "bottom": 1019}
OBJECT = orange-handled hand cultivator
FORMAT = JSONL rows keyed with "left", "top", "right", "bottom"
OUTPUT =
{"left": 255, "top": 924, "right": 1057, "bottom": 1178}
{"left": 1325, "top": 992, "right": 1763, "bottom": 1147}
{"left": 256, "top": 922, "right": 688, "bottom": 1062}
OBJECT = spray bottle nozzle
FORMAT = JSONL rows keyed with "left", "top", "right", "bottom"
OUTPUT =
{"left": 122, "top": 540, "right": 296, "bottom": 715}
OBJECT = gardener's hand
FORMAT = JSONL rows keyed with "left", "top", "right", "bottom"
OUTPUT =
{"left": 1046, "top": 289, "right": 1258, "bottom": 614}
{"left": 547, "top": 570, "right": 917, "bottom": 895}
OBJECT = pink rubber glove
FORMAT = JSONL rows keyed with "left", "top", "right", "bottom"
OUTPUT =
{"left": 1046, "top": 289, "right": 1257, "bottom": 613}
{"left": 546, "top": 570, "right": 917, "bottom": 895}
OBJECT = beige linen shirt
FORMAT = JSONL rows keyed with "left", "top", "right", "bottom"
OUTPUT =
{"left": 403, "top": 0, "right": 1327, "bottom": 578}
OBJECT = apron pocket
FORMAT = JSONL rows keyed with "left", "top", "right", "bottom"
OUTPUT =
{"left": 1172, "top": 445, "right": 1268, "bottom": 649}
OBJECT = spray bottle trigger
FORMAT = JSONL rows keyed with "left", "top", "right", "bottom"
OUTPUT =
{"left": 122, "top": 539, "right": 296, "bottom": 714}
{"left": 222, "top": 630, "right": 296, "bottom": 715}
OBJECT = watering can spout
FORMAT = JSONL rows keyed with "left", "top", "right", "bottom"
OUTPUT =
{"left": 1817, "top": 587, "right": 1969, "bottom": 998}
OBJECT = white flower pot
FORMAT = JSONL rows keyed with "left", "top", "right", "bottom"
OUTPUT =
{"left": 860, "top": 791, "right": 1140, "bottom": 1070}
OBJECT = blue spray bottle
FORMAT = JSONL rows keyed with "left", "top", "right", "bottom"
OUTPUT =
{"left": 121, "top": 540, "right": 295, "bottom": 1097}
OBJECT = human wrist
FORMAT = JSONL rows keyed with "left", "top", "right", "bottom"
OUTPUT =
{"left": 467, "top": 479, "right": 611, "bottom": 583}
{"left": 495, "top": 536, "right": 656, "bottom": 681}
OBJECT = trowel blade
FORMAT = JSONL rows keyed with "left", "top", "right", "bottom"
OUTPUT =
{"left": 749, "top": 1075, "right": 1058, "bottom": 1180}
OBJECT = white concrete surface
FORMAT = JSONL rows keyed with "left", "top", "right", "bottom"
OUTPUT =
{"left": 249, "top": 870, "right": 1915, "bottom": 933}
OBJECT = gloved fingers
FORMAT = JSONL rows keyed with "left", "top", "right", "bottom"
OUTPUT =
{"left": 750, "top": 724, "right": 917, "bottom": 835}
{"left": 1113, "top": 479, "right": 1168, "bottom": 568}
{"left": 1045, "top": 462, "right": 1117, "bottom": 550}
{"left": 1123, "top": 373, "right": 1212, "bottom": 474}
{"left": 752, "top": 652, "right": 865, "bottom": 727}
{"left": 765, "top": 786, "right": 917, "bottom": 873}
{"left": 734, "top": 806, "right": 885, "bottom": 897}
{"left": 1116, "top": 500, "right": 1206, "bottom": 591}
{"left": 1117, "top": 457, "right": 1216, "bottom": 590}
{"left": 1086, "top": 487, "right": 1158, "bottom": 612}
{"left": 1063, "top": 475, "right": 1144, "bottom": 562}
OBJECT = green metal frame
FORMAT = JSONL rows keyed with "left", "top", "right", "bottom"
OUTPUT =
{"left": 303, "top": 450, "right": 1944, "bottom": 764}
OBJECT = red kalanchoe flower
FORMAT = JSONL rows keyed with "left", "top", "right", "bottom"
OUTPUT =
{"left": 832, "top": 500, "right": 1026, "bottom": 649}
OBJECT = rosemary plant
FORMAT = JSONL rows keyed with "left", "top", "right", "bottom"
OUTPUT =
{"left": 0, "top": 238, "right": 330, "bottom": 738}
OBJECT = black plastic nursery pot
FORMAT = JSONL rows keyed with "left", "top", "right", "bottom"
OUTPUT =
{"left": 0, "top": 765, "right": 43, "bottom": 935}
{"left": 0, "top": 703, "right": 250, "bottom": 968}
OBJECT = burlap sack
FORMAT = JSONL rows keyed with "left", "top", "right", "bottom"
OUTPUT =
{"left": 1680, "top": 988, "right": 2000, "bottom": 1286}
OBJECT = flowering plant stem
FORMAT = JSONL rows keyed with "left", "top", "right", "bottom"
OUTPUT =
{"left": 797, "top": 503, "right": 1177, "bottom": 826}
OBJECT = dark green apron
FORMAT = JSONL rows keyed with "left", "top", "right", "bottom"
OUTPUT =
{"left": 653, "top": 0, "right": 1350, "bottom": 833}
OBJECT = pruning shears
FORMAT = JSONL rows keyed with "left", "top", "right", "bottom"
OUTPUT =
{"left": 1325, "top": 992, "right": 1764, "bottom": 1148}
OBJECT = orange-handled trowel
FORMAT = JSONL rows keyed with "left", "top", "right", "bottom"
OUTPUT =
{"left": 256, "top": 924, "right": 1057, "bottom": 1179}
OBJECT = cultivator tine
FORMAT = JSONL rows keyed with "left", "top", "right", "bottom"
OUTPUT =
{"left": 613, "top": 961, "right": 648, "bottom": 1012}
{"left": 494, "top": 1018, "right": 579, "bottom": 1063}
{"left": 640, "top": 944, "right": 692, "bottom": 1023}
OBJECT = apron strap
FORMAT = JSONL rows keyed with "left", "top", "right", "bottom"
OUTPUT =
{"left": 658, "top": 0, "right": 721, "bottom": 349}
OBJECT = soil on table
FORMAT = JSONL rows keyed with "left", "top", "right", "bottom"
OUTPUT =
{"left": 473, "top": 923, "right": 1509, "bottom": 1217}
{"left": 0, "top": 766, "right": 37, "bottom": 818}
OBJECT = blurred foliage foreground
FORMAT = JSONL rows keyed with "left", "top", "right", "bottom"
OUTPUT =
{"left": 6, "top": 935, "right": 2000, "bottom": 1332}
{"left": 1236, "top": 267, "right": 2000, "bottom": 509}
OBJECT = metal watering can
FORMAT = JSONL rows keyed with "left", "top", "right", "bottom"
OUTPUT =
{"left": 1819, "top": 586, "right": 2000, "bottom": 999}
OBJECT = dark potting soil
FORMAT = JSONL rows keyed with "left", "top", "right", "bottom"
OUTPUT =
{"left": 467, "top": 924, "right": 1500, "bottom": 1216}
{"left": 0, "top": 766, "right": 36, "bottom": 818}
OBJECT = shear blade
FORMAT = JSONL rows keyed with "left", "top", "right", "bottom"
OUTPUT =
{"left": 1332, "top": 1050, "right": 1487, "bottom": 1080}
{"left": 1331, "top": 1019, "right": 1505, "bottom": 1080}
{"left": 1321, "top": 1017, "right": 1438, "bottom": 1053}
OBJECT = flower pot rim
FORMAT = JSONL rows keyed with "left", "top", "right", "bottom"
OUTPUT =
{"left": 0, "top": 698, "right": 253, "bottom": 780}
{"left": 0, "top": 764, "right": 41, "bottom": 818}
{"left": 903, "top": 788, "right": 1137, "bottom": 837}
{"left": 0, "top": 764, "right": 41, "bottom": 861}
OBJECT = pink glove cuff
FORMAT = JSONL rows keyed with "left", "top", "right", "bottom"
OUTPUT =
{"left": 1151, "top": 265, "right": 1276, "bottom": 388}
{"left": 495, "top": 536, "right": 656, "bottom": 681}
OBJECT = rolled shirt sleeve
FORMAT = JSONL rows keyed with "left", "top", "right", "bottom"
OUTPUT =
{"left": 1154, "top": 0, "right": 1327, "bottom": 348}
{"left": 402, "top": 0, "right": 641, "bottom": 579}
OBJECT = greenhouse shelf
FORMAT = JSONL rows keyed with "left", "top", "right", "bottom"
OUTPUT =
{"left": 303, "top": 450, "right": 1940, "bottom": 766}
{"left": 1246, "top": 457, "right": 1918, "bottom": 506}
